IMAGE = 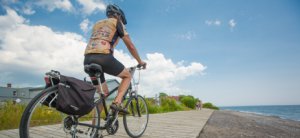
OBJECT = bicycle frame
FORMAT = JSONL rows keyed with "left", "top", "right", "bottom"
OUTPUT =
{"left": 74, "top": 65, "right": 142, "bottom": 131}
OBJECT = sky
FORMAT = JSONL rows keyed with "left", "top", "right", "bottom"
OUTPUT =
{"left": 0, "top": 0, "right": 299, "bottom": 106}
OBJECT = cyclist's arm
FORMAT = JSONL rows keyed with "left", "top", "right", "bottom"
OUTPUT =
{"left": 122, "top": 35, "right": 143, "bottom": 64}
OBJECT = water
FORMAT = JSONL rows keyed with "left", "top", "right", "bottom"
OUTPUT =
{"left": 221, "top": 105, "right": 300, "bottom": 121}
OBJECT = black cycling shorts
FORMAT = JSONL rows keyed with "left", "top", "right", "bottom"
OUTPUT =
{"left": 84, "top": 53, "right": 125, "bottom": 84}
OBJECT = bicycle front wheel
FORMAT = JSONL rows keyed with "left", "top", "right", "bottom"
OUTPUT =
{"left": 19, "top": 86, "right": 101, "bottom": 138}
{"left": 123, "top": 95, "right": 149, "bottom": 138}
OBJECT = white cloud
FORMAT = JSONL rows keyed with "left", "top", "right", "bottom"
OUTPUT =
{"left": 14, "top": 0, "right": 73, "bottom": 15}
{"left": 205, "top": 20, "right": 213, "bottom": 26}
{"left": 0, "top": 8, "right": 26, "bottom": 35}
{"left": 0, "top": 9, "right": 206, "bottom": 97}
{"left": 205, "top": 19, "right": 222, "bottom": 26}
{"left": 159, "top": 0, "right": 181, "bottom": 15}
{"left": 0, "top": 9, "right": 86, "bottom": 79}
{"left": 76, "top": 0, "right": 106, "bottom": 15}
{"left": 229, "top": 19, "right": 237, "bottom": 30}
{"left": 175, "top": 31, "right": 196, "bottom": 40}
{"left": 35, "top": 0, "right": 73, "bottom": 12}
{"left": 114, "top": 52, "right": 206, "bottom": 96}
{"left": 0, "top": 0, "right": 18, "bottom": 5}
{"left": 22, "top": 6, "right": 35, "bottom": 15}
{"left": 80, "top": 19, "right": 92, "bottom": 34}
{"left": 6, "top": 0, "right": 105, "bottom": 16}
{"left": 205, "top": 19, "right": 237, "bottom": 31}
{"left": 215, "top": 20, "right": 221, "bottom": 26}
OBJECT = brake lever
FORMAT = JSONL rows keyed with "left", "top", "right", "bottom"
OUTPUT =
{"left": 137, "top": 63, "right": 146, "bottom": 69}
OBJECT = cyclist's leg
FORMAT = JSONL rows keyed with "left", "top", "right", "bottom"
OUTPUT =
{"left": 96, "top": 55, "right": 128, "bottom": 103}
{"left": 94, "top": 82, "right": 109, "bottom": 97}
{"left": 86, "top": 53, "right": 129, "bottom": 112}
{"left": 114, "top": 69, "right": 131, "bottom": 104}
{"left": 99, "top": 55, "right": 131, "bottom": 112}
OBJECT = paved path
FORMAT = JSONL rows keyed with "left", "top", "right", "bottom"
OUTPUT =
{"left": 0, "top": 109, "right": 213, "bottom": 138}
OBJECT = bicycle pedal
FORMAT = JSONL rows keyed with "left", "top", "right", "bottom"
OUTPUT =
{"left": 84, "top": 128, "right": 91, "bottom": 135}
{"left": 77, "top": 129, "right": 84, "bottom": 134}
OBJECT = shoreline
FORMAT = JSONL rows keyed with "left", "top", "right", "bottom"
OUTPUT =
{"left": 199, "top": 110, "right": 300, "bottom": 138}
{"left": 220, "top": 104, "right": 300, "bottom": 122}
{"left": 222, "top": 109, "right": 300, "bottom": 122}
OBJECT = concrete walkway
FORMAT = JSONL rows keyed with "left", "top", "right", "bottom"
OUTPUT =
{"left": 0, "top": 109, "right": 213, "bottom": 138}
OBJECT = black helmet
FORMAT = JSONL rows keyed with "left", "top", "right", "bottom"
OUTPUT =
{"left": 106, "top": 4, "right": 127, "bottom": 25}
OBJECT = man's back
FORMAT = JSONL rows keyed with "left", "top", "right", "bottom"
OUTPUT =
{"left": 84, "top": 18, "right": 127, "bottom": 55}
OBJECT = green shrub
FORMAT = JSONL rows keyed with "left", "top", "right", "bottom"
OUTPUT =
{"left": 180, "top": 96, "right": 197, "bottom": 109}
{"left": 146, "top": 99, "right": 163, "bottom": 114}
{"left": 161, "top": 97, "right": 185, "bottom": 112}
{"left": 202, "top": 102, "right": 219, "bottom": 110}
{"left": 145, "top": 97, "right": 188, "bottom": 114}
{"left": 178, "top": 95, "right": 185, "bottom": 101}
{"left": 148, "top": 104, "right": 163, "bottom": 114}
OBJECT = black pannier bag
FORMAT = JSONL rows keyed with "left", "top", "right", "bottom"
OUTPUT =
{"left": 56, "top": 75, "right": 96, "bottom": 116}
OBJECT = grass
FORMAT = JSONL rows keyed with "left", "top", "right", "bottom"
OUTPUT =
{"left": 0, "top": 101, "right": 101, "bottom": 130}
{"left": 0, "top": 101, "right": 26, "bottom": 130}
{"left": 0, "top": 101, "right": 66, "bottom": 130}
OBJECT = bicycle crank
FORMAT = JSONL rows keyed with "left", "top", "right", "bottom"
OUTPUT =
{"left": 106, "top": 119, "right": 119, "bottom": 135}
{"left": 63, "top": 116, "right": 74, "bottom": 131}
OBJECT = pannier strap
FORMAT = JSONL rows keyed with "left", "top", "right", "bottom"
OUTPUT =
{"left": 59, "top": 75, "right": 95, "bottom": 91}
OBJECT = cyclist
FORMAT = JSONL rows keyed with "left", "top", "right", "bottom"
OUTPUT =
{"left": 84, "top": 4, "right": 146, "bottom": 113}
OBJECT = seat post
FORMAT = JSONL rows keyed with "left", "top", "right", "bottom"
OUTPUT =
{"left": 96, "top": 73, "right": 104, "bottom": 95}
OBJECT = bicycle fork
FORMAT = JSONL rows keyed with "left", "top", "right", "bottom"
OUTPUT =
{"left": 129, "top": 93, "right": 142, "bottom": 117}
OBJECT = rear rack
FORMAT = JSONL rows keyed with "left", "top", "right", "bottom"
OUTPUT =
{"left": 45, "top": 70, "right": 61, "bottom": 79}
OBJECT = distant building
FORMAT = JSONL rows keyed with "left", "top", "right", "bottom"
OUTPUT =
{"left": 0, "top": 79, "right": 119, "bottom": 104}
{"left": 169, "top": 96, "right": 180, "bottom": 101}
{"left": 0, "top": 84, "right": 44, "bottom": 104}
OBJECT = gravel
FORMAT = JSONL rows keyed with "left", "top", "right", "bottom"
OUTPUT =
{"left": 198, "top": 110, "right": 300, "bottom": 138}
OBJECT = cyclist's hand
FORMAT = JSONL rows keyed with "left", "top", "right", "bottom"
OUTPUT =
{"left": 138, "top": 61, "right": 147, "bottom": 69}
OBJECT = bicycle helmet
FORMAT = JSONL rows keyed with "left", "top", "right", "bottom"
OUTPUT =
{"left": 106, "top": 4, "right": 127, "bottom": 25}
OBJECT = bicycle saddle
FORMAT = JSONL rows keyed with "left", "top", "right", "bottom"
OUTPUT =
{"left": 84, "top": 63, "right": 103, "bottom": 75}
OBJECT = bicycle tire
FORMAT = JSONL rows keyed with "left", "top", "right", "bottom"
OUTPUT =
{"left": 19, "top": 86, "right": 101, "bottom": 138}
{"left": 123, "top": 95, "right": 149, "bottom": 138}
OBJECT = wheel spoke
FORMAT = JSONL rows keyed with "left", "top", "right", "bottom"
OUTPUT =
{"left": 123, "top": 95, "right": 149, "bottom": 137}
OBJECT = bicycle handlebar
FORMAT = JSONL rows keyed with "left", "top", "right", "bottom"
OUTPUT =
{"left": 137, "top": 62, "right": 147, "bottom": 70}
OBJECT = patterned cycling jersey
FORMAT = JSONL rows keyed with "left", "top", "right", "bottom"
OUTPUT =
{"left": 84, "top": 18, "right": 128, "bottom": 55}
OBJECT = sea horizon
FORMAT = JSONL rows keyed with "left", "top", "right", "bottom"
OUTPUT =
{"left": 220, "top": 105, "right": 300, "bottom": 122}
{"left": 220, "top": 104, "right": 300, "bottom": 107}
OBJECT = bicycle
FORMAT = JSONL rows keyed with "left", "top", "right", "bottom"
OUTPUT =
{"left": 19, "top": 64, "right": 149, "bottom": 138}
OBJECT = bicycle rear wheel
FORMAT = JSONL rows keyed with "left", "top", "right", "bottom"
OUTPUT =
{"left": 19, "top": 86, "right": 101, "bottom": 138}
{"left": 123, "top": 95, "right": 149, "bottom": 138}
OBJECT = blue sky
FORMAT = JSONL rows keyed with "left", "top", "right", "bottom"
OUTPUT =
{"left": 0, "top": 0, "right": 299, "bottom": 106}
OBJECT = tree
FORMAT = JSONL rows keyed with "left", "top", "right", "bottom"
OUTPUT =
{"left": 159, "top": 92, "right": 168, "bottom": 98}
